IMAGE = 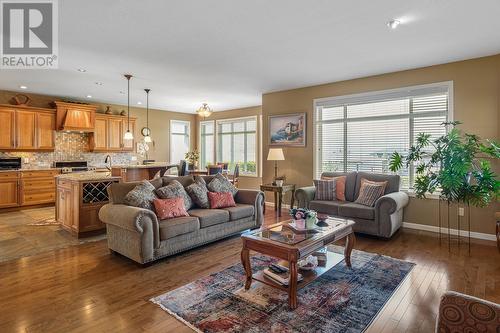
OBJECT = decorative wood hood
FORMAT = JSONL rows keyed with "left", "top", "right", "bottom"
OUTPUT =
{"left": 54, "top": 101, "right": 97, "bottom": 132}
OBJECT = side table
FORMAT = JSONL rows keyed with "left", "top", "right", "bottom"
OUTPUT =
{"left": 259, "top": 184, "right": 296, "bottom": 217}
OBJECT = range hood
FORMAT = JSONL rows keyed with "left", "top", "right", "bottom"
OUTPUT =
{"left": 54, "top": 101, "right": 97, "bottom": 132}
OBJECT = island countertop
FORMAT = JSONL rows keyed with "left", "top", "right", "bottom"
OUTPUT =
{"left": 110, "top": 162, "right": 177, "bottom": 169}
{"left": 55, "top": 171, "right": 121, "bottom": 182}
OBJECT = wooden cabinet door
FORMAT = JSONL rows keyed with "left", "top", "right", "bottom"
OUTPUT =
{"left": 36, "top": 112, "right": 56, "bottom": 149}
{"left": 122, "top": 118, "right": 136, "bottom": 151}
{"left": 0, "top": 180, "right": 19, "bottom": 208}
{"left": 108, "top": 118, "right": 123, "bottom": 151}
{"left": 92, "top": 116, "right": 108, "bottom": 151}
{"left": 16, "top": 110, "right": 36, "bottom": 149}
{"left": 0, "top": 108, "right": 15, "bottom": 149}
{"left": 57, "top": 187, "right": 73, "bottom": 228}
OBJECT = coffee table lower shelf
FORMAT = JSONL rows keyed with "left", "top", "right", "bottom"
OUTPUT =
{"left": 252, "top": 251, "right": 345, "bottom": 292}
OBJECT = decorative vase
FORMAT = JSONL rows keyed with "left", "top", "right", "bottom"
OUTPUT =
{"left": 294, "top": 219, "right": 305, "bottom": 229}
{"left": 306, "top": 216, "right": 317, "bottom": 229}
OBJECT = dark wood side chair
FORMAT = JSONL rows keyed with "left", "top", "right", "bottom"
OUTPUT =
{"left": 217, "top": 162, "right": 229, "bottom": 172}
{"left": 229, "top": 163, "right": 240, "bottom": 187}
{"left": 208, "top": 165, "right": 223, "bottom": 175}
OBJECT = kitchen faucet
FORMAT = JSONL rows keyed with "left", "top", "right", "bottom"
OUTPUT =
{"left": 104, "top": 155, "right": 112, "bottom": 171}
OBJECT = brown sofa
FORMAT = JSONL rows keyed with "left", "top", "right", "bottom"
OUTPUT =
{"left": 99, "top": 175, "right": 264, "bottom": 265}
{"left": 295, "top": 172, "right": 409, "bottom": 238}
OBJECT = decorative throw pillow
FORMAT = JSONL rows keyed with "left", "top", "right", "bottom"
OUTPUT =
{"left": 155, "top": 180, "right": 193, "bottom": 210}
{"left": 208, "top": 191, "right": 236, "bottom": 209}
{"left": 186, "top": 177, "right": 210, "bottom": 208}
{"left": 321, "top": 175, "right": 347, "bottom": 201}
{"left": 207, "top": 173, "right": 238, "bottom": 196}
{"left": 153, "top": 197, "right": 189, "bottom": 220}
{"left": 123, "top": 180, "right": 157, "bottom": 211}
{"left": 313, "top": 179, "right": 337, "bottom": 201}
{"left": 355, "top": 179, "right": 388, "bottom": 207}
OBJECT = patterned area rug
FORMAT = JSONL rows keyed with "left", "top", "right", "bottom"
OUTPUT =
{"left": 151, "top": 246, "right": 415, "bottom": 332}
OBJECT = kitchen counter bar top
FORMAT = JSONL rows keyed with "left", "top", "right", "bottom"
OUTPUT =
{"left": 110, "top": 162, "right": 178, "bottom": 169}
{"left": 55, "top": 171, "right": 121, "bottom": 182}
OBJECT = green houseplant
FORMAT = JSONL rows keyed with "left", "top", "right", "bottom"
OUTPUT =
{"left": 389, "top": 122, "right": 499, "bottom": 244}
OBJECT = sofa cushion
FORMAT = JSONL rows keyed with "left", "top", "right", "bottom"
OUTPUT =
{"left": 313, "top": 179, "right": 336, "bottom": 201}
{"left": 161, "top": 175, "right": 194, "bottom": 188}
{"left": 208, "top": 191, "right": 236, "bottom": 209}
{"left": 153, "top": 197, "right": 189, "bottom": 220}
{"left": 123, "top": 180, "right": 157, "bottom": 211}
{"left": 156, "top": 180, "right": 193, "bottom": 210}
{"left": 207, "top": 173, "right": 238, "bottom": 196}
{"left": 109, "top": 178, "right": 162, "bottom": 204}
{"left": 188, "top": 208, "right": 230, "bottom": 228}
{"left": 222, "top": 203, "right": 254, "bottom": 220}
{"left": 321, "top": 175, "right": 346, "bottom": 201}
{"left": 185, "top": 177, "right": 210, "bottom": 208}
{"left": 354, "top": 172, "right": 400, "bottom": 198}
{"left": 355, "top": 179, "right": 387, "bottom": 207}
{"left": 321, "top": 171, "right": 357, "bottom": 201}
{"left": 159, "top": 216, "right": 199, "bottom": 240}
{"left": 309, "top": 200, "right": 347, "bottom": 216}
{"left": 338, "top": 202, "right": 375, "bottom": 220}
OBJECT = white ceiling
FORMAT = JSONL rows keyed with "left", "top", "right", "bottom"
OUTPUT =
{"left": 1, "top": 0, "right": 500, "bottom": 113}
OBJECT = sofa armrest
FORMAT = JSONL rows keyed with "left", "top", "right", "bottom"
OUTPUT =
{"left": 375, "top": 191, "right": 409, "bottom": 238}
{"left": 99, "top": 204, "right": 160, "bottom": 249}
{"left": 295, "top": 186, "right": 316, "bottom": 209}
{"left": 235, "top": 189, "right": 265, "bottom": 227}
{"left": 375, "top": 191, "right": 409, "bottom": 215}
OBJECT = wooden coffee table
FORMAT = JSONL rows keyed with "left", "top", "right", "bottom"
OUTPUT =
{"left": 240, "top": 218, "right": 355, "bottom": 309}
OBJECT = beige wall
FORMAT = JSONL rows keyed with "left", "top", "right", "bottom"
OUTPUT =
{"left": 0, "top": 90, "right": 197, "bottom": 162}
{"left": 262, "top": 54, "right": 500, "bottom": 235}
{"left": 196, "top": 106, "right": 263, "bottom": 189}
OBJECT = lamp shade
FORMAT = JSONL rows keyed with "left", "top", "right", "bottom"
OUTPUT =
{"left": 267, "top": 148, "right": 285, "bottom": 161}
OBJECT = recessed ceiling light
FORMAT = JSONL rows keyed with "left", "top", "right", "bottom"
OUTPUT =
{"left": 86, "top": 95, "right": 92, "bottom": 98}
{"left": 77, "top": 68, "right": 87, "bottom": 72}
{"left": 95, "top": 82, "right": 103, "bottom": 86}
{"left": 19, "top": 85, "right": 27, "bottom": 89}
{"left": 387, "top": 19, "right": 401, "bottom": 29}
{"left": 137, "top": 101, "right": 142, "bottom": 105}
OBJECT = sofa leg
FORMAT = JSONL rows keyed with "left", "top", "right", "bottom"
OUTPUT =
{"left": 136, "top": 261, "right": 154, "bottom": 268}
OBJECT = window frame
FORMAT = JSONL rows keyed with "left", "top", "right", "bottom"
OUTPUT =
{"left": 169, "top": 119, "right": 191, "bottom": 163}
{"left": 198, "top": 120, "right": 216, "bottom": 169}
{"left": 312, "top": 81, "right": 454, "bottom": 190}
{"left": 213, "top": 116, "right": 258, "bottom": 177}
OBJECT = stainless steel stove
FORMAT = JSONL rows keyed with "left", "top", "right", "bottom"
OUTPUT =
{"left": 53, "top": 161, "right": 95, "bottom": 173}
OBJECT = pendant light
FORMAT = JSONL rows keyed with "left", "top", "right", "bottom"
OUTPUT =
{"left": 196, "top": 103, "right": 212, "bottom": 118}
{"left": 123, "top": 74, "right": 134, "bottom": 141}
{"left": 143, "top": 88, "right": 152, "bottom": 143}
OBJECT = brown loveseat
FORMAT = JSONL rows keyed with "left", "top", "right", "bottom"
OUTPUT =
{"left": 99, "top": 175, "right": 264, "bottom": 265}
{"left": 295, "top": 172, "right": 409, "bottom": 238}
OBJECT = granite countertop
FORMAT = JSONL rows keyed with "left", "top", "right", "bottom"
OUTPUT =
{"left": 0, "top": 167, "right": 61, "bottom": 173}
{"left": 55, "top": 171, "right": 121, "bottom": 182}
{"left": 110, "top": 162, "right": 177, "bottom": 169}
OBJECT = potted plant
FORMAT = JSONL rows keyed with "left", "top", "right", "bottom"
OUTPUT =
{"left": 184, "top": 150, "right": 200, "bottom": 170}
{"left": 389, "top": 121, "right": 499, "bottom": 245}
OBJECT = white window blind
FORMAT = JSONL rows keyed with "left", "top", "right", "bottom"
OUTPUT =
{"left": 200, "top": 120, "right": 215, "bottom": 168}
{"left": 314, "top": 83, "right": 450, "bottom": 190}
{"left": 216, "top": 117, "right": 257, "bottom": 175}
{"left": 170, "top": 120, "right": 190, "bottom": 163}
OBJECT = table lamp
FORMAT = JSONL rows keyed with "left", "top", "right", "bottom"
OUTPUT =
{"left": 267, "top": 148, "right": 285, "bottom": 184}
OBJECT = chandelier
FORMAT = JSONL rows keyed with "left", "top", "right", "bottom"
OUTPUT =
{"left": 196, "top": 103, "right": 212, "bottom": 117}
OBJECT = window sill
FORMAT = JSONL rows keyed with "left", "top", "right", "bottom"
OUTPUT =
{"left": 404, "top": 190, "right": 441, "bottom": 200}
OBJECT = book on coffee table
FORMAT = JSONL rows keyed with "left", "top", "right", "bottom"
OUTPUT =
{"left": 263, "top": 267, "right": 303, "bottom": 286}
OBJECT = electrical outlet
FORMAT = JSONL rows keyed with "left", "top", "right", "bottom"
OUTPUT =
{"left": 458, "top": 207, "right": 465, "bottom": 216}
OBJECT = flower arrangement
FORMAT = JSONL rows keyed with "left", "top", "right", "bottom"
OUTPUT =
{"left": 184, "top": 150, "right": 200, "bottom": 166}
{"left": 289, "top": 208, "right": 316, "bottom": 220}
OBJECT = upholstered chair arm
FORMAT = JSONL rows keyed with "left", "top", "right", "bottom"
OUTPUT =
{"left": 235, "top": 189, "right": 265, "bottom": 227}
{"left": 374, "top": 191, "right": 409, "bottom": 238}
{"left": 295, "top": 186, "right": 316, "bottom": 209}
{"left": 99, "top": 204, "right": 160, "bottom": 262}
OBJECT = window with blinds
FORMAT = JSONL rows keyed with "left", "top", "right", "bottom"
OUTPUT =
{"left": 216, "top": 117, "right": 257, "bottom": 175}
{"left": 170, "top": 120, "right": 190, "bottom": 164}
{"left": 314, "top": 82, "right": 451, "bottom": 190}
{"left": 200, "top": 120, "right": 215, "bottom": 168}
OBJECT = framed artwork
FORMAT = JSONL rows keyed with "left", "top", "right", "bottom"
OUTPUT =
{"left": 269, "top": 113, "right": 306, "bottom": 147}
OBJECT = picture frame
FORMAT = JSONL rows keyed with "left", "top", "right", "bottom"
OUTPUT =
{"left": 269, "top": 113, "right": 306, "bottom": 147}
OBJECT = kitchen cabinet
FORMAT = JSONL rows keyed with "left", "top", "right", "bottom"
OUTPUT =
{"left": 15, "top": 110, "right": 36, "bottom": 149}
{"left": 89, "top": 114, "right": 136, "bottom": 152}
{"left": 0, "top": 108, "right": 15, "bottom": 149}
{"left": 0, "top": 105, "right": 56, "bottom": 151}
{"left": 36, "top": 112, "right": 56, "bottom": 149}
{"left": 20, "top": 170, "right": 59, "bottom": 206}
{"left": 0, "top": 172, "right": 19, "bottom": 208}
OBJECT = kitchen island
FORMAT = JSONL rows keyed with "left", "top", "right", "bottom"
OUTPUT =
{"left": 111, "top": 162, "right": 179, "bottom": 182}
{"left": 56, "top": 172, "right": 121, "bottom": 237}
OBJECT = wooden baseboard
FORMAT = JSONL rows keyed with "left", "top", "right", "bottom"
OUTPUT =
{"left": 402, "top": 222, "right": 496, "bottom": 242}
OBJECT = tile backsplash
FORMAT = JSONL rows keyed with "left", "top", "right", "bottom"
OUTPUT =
{"left": 0, "top": 132, "right": 138, "bottom": 168}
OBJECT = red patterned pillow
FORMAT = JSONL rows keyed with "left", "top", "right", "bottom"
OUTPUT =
{"left": 153, "top": 197, "right": 189, "bottom": 220}
{"left": 208, "top": 191, "right": 236, "bottom": 209}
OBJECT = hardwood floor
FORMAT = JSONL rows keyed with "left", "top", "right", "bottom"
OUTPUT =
{"left": 0, "top": 206, "right": 498, "bottom": 333}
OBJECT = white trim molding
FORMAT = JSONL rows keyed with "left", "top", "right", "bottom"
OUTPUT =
{"left": 402, "top": 222, "right": 496, "bottom": 242}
